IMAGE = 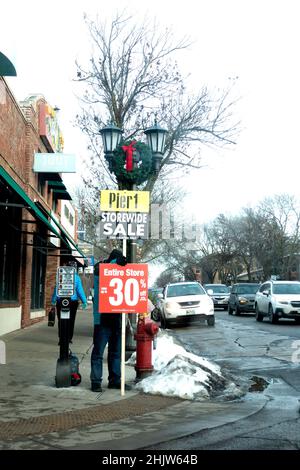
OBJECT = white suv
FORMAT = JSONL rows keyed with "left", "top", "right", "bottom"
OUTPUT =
{"left": 255, "top": 280, "right": 300, "bottom": 324}
{"left": 155, "top": 281, "right": 215, "bottom": 328}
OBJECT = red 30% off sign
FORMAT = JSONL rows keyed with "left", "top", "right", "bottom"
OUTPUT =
{"left": 99, "top": 263, "right": 148, "bottom": 313}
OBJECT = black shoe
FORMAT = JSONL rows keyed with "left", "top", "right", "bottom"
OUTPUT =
{"left": 108, "top": 383, "right": 131, "bottom": 391}
{"left": 69, "top": 340, "right": 73, "bottom": 344}
{"left": 91, "top": 383, "right": 102, "bottom": 392}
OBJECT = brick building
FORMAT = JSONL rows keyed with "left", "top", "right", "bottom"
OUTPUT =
{"left": 0, "top": 77, "right": 86, "bottom": 335}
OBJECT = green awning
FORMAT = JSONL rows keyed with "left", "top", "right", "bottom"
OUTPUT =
{"left": 52, "top": 189, "right": 72, "bottom": 200}
{"left": 0, "top": 52, "right": 17, "bottom": 76}
{"left": 36, "top": 203, "right": 88, "bottom": 264}
{"left": 0, "top": 166, "right": 66, "bottom": 245}
{"left": 0, "top": 166, "right": 87, "bottom": 264}
{"left": 47, "top": 181, "right": 66, "bottom": 190}
{"left": 42, "top": 173, "right": 62, "bottom": 182}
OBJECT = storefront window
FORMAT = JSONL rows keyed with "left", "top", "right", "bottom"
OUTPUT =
{"left": 0, "top": 206, "right": 21, "bottom": 302}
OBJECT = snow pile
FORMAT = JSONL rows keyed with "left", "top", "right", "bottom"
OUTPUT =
{"left": 127, "top": 331, "right": 241, "bottom": 401}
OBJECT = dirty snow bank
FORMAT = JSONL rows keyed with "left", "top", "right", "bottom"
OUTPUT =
{"left": 127, "top": 330, "right": 243, "bottom": 401}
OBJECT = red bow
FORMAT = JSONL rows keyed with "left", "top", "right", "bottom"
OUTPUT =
{"left": 122, "top": 141, "right": 136, "bottom": 171}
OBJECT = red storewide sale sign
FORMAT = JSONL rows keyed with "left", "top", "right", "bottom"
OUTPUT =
{"left": 99, "top": 263, "right": 148, "bottom": 313}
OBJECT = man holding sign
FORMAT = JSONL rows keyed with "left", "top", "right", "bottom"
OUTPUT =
{"left": 90, "top": 249, "right": 129, "bottom": 392}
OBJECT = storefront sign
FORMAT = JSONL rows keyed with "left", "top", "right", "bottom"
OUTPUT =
{"left": 99, "top": 211, "right": 149, "bottom": 239}
{"left": 39, "top": 102, "right": 64, "bottom": 152}
{"left": 100, "top": 190, "right": 149, "bottom": 213}
{"left": 33, "top": 153, "right": 76, "bottom": 173}
{"left": 99, "top": 263, "right": 148, "bottom": 313}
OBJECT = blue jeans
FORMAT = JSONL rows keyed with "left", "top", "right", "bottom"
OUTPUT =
{"left": 90, "top": 324, "right": 121, "bottom": 385}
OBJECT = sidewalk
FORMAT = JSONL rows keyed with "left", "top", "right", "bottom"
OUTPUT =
{"left": 0, "top": 306, "right": 267, "bottom": 450}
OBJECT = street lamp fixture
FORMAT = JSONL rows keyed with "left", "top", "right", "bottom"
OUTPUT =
{"left": 144, "top": 120, "right": 168, "bottom": 174}
{"left": 100, "top": 123, "right": 123, "bottom": 171}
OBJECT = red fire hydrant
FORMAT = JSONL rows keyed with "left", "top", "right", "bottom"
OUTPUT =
{"left": 134, "top": 315, "right": 159, "bottom": 380}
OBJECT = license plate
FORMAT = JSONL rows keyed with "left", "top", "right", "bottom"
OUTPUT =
{"left": 186, "top": 309, "right": 195, "bottom": 315}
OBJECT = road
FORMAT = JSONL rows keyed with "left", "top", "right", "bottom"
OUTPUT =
{"left": 144, "top": 309, "right": 300, "bottom": 450}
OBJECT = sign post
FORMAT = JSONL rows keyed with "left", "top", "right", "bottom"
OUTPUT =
{"left": 99, "top": 262, "right": 148, "bottom": 395}
{"left": 121, "top": 239, "right": 127, "bottom": 396}
{"left": 99, "top": 189, "right": 149, "bottom": 393}
{"left": 55, "top": 266, "right": 75, "bottom": 388}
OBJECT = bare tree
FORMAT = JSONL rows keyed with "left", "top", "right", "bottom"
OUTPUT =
{"left": 155, "top": 268, "right": 181, "bottom": 288}
{"left": 255, "top": 194, "right": 300, "bottom": 279}
{"left": 75, "top": 12, "right": 239, "bottom": 193}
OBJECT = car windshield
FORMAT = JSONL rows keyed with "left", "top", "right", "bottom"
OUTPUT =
{"left": 237, "top": 285, "right": 260, "bottom": 294}
{"left": 205, "top": 285, "right": 229, "bottom": 294}
{"left": 273, "top": 283, "right": 300, "bottom": 295}
{"left": 167, "top": 284, "right": 205, "bottom": 297}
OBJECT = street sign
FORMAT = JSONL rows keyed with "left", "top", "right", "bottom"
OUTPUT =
{"left": 57, "top": 266, "right": 75, "bottom": 297}
{"left": 99, "top": 263, "right": 148, "bottom": 313}
{"left": 100, "top": 190, "right": 150, "bottom": 213}
{"left": 99, "top": 211, "right": 149, "bottom": 239}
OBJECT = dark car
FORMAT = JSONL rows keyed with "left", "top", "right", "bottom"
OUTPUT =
{"left": 148, "top": 287, "right": 163, "bottom": 304}
{"left": 228, "top": 283, "right": 260, "bottom": 315}
{"left": 203, "top": 284, "right": 230, "bottom": 310}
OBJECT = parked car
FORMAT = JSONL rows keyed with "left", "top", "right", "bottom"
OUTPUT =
{"left": 255, "top": 280, "right": 300, "bottom": 324}
{"left": 228, "top": 283, "right": 260, "bottom": 315}
{"left": 154, "top": 281, "right": 215, "bottom": 328}
{"left": 203, "top": 284, "right": 230, "bottom": 310}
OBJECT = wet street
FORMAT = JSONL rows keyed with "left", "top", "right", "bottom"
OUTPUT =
{"left": 171, "top": 309, "right": 300, "bottom": 370}
{"left": 145, "top": 309, "right": 300, "bottom": 450}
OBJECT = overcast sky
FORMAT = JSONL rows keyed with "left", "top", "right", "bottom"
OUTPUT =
{"left": 1, "top": 0, "right": 300, "bottom": 224}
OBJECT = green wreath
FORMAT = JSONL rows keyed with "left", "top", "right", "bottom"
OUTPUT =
{"left": 111, "top": 140, "right": 152, "bottom": 185}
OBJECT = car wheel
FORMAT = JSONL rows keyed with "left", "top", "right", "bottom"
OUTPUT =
{"left": 228, "top": 305, "right": 233, "bottom": 315}
{"left": 233, "top": 305, "right": 240, "bottom": 316}
{"left": 269, "top": 305, "right": 278, "bottom": 324}
{"left": 255, "top": 304, "right": 264, "bottom": 322}
{"left": 160, "top": 313, "right": 168, "bottom": 329}
{"left": 151, "top": 307, "right": 161, "bottom": 323}
{"left": 207, "top": 315, "right": 215, "bottom": 326}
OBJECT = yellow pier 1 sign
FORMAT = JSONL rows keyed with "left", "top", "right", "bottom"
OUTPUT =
{"left": 100, "top": 190, "right": 150, "bottom": 213}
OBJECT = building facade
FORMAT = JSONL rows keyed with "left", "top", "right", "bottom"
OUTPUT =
{"left": 0, "top": 77, "right": 85, "bottom": 335}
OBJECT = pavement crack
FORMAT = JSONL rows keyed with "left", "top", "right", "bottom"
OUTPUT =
{"left": 28, "top": 437, "right": 62, "bottom": 450}
{"left": 234, "top": 337, "right": 245, "bottom": 348}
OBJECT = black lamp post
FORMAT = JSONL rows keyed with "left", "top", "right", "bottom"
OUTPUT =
{"left": 144, "top": 120, "right": 168, "bottom": 174}
{"left": 100, "top": 123, "right": 123, "bottom": 171}
{"left": 99, "top": 120, "right": 167, "bottom": 352}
